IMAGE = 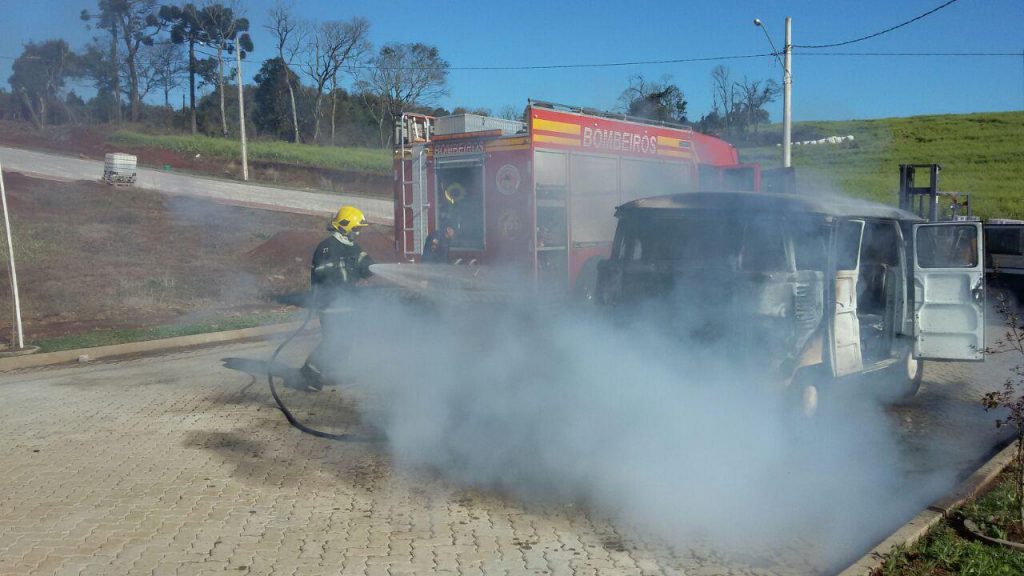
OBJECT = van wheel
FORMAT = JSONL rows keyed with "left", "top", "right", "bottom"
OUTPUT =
{"left": 788, "top": 366, "right": 826, "bottom": 418}
{"left": 886, "top": 349, "right": 923, "bottom": 402}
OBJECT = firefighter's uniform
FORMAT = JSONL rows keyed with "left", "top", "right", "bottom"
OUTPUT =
{"left": 299, "top": 206, "right": 374, "bottom": 389}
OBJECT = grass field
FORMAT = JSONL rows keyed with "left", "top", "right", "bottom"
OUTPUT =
{"left": 109, "top": 130, "right": 393, "bottom": 175}
{"left": 737, "top": 111, "right": 1024, "bottom": 220}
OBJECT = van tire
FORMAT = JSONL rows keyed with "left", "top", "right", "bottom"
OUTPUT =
{"left": 885, "top": 348, "right": 923, "bottom": 402}
{"left": 788, "top": 366, "right": 827, "bottom": 418}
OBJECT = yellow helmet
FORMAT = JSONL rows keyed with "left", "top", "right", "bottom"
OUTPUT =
{"left": 330, "top": 205, "right": 368, "bottom": 235}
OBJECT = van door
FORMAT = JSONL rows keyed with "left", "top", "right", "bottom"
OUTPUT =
{"left": 912, "top": 222, "right": 985, "bottom": 360}
{"left": 832, "top": 220, "right": 865, "bottom": 376}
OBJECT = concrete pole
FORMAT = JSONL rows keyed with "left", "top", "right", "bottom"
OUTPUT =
{"left": 0, "top": 162, "right": 25, "bottom": 349}
{"left": 783, "top": 17, "right": 792, "bottom": 168}
{"left": 235, "top": 45, "right": 249, "bottom": 182}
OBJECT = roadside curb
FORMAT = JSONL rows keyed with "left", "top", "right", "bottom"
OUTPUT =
{"left": 838, "top": 440, "right": 1018, "bottom": 576}
{"left": 0, "top": 320, "right": 316, "bottom": 372}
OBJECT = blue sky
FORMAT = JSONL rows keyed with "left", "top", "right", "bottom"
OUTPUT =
{"left": 2, "top": 0, "right": 1022, "bottom": 121}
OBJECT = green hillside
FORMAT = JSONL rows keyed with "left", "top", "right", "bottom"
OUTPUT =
{"left": 737, "top": 111, "right": 1024, "bottom": 220}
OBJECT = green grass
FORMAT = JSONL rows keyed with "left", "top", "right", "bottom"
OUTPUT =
{"left": 877, "top": 464, "right": 1024, "bottom": 576}
{"left": 738, "top": 111, "right": 1024, "bottom": 220}
{"left": 109, "top": 130, "right": 392, "bottom": 175}
{"left": 33, "top": 311, "right": 298, "bottom": 353}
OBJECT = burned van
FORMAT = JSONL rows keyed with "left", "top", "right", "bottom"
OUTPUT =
{"left": 595, "top": 192, "right": 986, "bottom": 415}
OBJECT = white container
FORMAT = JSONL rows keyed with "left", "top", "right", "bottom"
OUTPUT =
{"left": 434, "top": 114, "right": 525, "bottom": 136}
{"left": 103, "top": 153, "right": 137, "bottom": 185}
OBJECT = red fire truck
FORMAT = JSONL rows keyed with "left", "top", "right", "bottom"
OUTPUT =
{"left": 393, "top": 100, "right": 764, "bottom": 296}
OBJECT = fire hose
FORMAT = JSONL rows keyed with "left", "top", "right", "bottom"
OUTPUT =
{"left": 265, "top": 287, "right": 375, "bottom": 442}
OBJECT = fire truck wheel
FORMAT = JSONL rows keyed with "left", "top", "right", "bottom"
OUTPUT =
{"left": 572, "top": 258, "right": 602, "bottom": 303}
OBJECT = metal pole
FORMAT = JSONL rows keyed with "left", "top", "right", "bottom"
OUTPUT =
{"left": 0, "top": 162, "right": 25, "bottom": 349}
{"left": 235, "top": 45, "right": 249, "bottom": 181}
{"left": 783, "top": 17, "right": 792, "bottom": 168}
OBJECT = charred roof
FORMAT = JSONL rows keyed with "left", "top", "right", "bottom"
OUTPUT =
{"left": 616, "top": 192, "right": 924, "bottom": 221}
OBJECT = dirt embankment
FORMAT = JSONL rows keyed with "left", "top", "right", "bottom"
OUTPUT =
{"left": 0, "top": 171, "right": 395, "bottom": 344}
{"left": 0, "top": 121, "right": 392, "bottom": 198}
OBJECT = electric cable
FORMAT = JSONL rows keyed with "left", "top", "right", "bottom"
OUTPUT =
{"left": 796, "top": 51, "right": 1020, "bottom": 57}
{"left": 793, "top": 0, "right": 962, "bottom": 49}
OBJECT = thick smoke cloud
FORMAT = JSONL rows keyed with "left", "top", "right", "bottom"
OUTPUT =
{"left": 314, "top": 267, "right": 966, "bottom": 572}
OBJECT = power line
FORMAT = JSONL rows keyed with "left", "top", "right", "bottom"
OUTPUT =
{"left": 797, "top": 51, "right": 1021, "bottom": 57}
{"left": 2, "top": 47, "right": 1021, "bottom": 70}
{"left": 197, "top": 48, "right": 774, "bottom": 69}
{"left": 430, "top": 53, "right": 774, "bottom": 70}
{"left": 794, "top": 0, "right": 962, "bottom": 49}
{"left": 190, "top": 48, "right": 1022, "bottom": 71}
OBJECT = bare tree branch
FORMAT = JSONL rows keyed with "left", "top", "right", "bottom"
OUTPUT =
{"left": 357, "top": 42, "right": 449, "bottom": 148}
{"left": 298, "top": 17, "right": 370, "bottom": 143}
{"left": 265, "top": 1, "right": 305, "bottom": 142}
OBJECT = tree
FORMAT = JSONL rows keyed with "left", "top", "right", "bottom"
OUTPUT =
{"left": 195, "top": 2, "right": 253, "bottom": 136}
{"left": 498, "top": 104, "right": 524, "bottom": 122}
{"left": 736, "top": 76, "right": 780, "bottom": 134}
{"left": 0, "top": 89, "right": 11, "bottom": 120}
{"left": 78, "top": 40, "right": 121, "bottom": 122}
{"left": 252, "top": 57, "right": 300, "bottom": 139}
{"left": 694, "top": 109, "right": 725, "bottom": 136}
{"left": 357, "top": 42, "right": 449, "bottom": 148}
{"left": 8, "top": 40, "right": 81, "bottom": 127}
{"left": 710, "top": 65, "right": 740, "bottom": 132}
{"left": 82, "top": 0, "right": 164, "bottom": 122}
{"left": 80, "top": 4, "right": 121, "bottom": 122}
{"left": 160, "top": 3, "right": 205, "bottom": 132}
{"left": 265, "top": 2, "right": 304, "bottom": 142}
{"left": 196, "top": 3, "right": 253, "bottom": 137}
{"left": 618, "top": 74, "right": 688, "bottom": 124}
{"left": 299, "top": 17, "right": 370, "bottom": 143}
{"left": 137, "top": 40, "right": 187, "bottom": 107}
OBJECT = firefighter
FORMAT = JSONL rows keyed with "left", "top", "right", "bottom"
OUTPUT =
{"left": 422, "top": 222, "right": 456, "bottom": 264}
{"left": 296, "top": 205, "right": 374, "bottom": 390}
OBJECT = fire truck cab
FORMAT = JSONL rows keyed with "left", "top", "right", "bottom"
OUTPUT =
{"left": 394, "top": 101, "right": 761, "bottom": 296}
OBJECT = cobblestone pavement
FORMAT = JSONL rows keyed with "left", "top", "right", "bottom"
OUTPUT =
{"left": 0, "top": 332, "right": 1013, "bottom": 576}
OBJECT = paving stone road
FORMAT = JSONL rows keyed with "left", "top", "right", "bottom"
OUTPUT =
{"left": 0, "top": 330, "right": 1014, "bottom": 576}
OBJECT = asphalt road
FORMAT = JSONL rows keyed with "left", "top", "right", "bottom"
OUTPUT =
{"left": 0, "top": 146, "right": 394, "bottom": 224}
{"left": 0, "top": 325, "right": 1015, "bottom": 576}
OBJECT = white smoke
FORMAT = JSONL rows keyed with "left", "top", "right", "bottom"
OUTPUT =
{"left": 310, "top": 270, "right": 976, "bottom": 572}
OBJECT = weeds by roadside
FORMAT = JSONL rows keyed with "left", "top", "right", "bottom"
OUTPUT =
{"left": 981, "top": 292, "right": 1024, "bottom": 534}
{"left": 874, "top": 292, "right": 1024, "bottom": 574}
{"left": 32, "top": 311, "right": 296, "bottom": 353}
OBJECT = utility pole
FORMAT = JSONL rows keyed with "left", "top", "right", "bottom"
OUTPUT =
{"left": 783, "top": 17, "right": 792, "bottom": 168}
{"left": 0, "top": 162, "right": 25, "bottom": 349}
{"left": 235, "top": 44, "right": 249, "bottom": 181}
{"left": 755, "top": 17, "right": 793, "bottom": 168}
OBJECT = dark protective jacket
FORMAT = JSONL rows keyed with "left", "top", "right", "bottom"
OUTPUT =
{"left": 310, "top": 231, "right": 373, "bottom": 309}
{"left": 422, "top": 229, "right": 451, "bottom": 263}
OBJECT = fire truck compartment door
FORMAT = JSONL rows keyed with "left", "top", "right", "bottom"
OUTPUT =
{"left": 913, "top": 222, "right": 985, "bottom": 361}
{"left": 831, "top": 219, "right": 865, "bottom": 377}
